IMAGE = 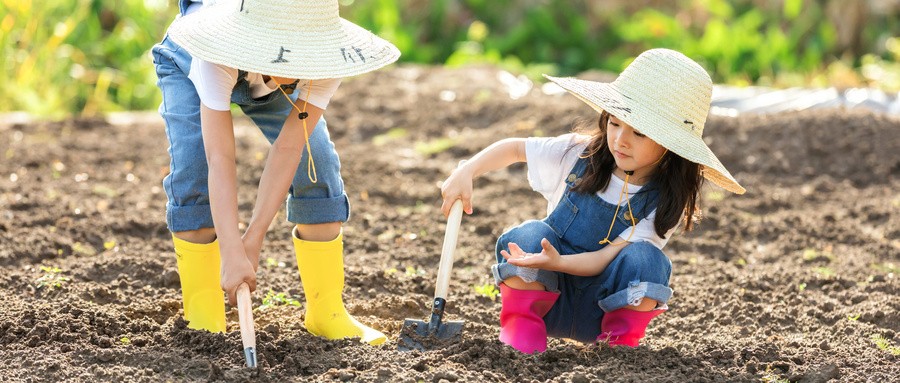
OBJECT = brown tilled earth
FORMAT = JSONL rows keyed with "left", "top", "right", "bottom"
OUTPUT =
{"left": 0, "top": 65, "right": 898, "bottom": 382}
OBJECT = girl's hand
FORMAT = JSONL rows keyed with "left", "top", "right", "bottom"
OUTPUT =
{"left": 440, "top": 160, "right": 475, "bottom": 217}
{"left": 500, "top": 239, "right": 562, "bottom": 271}
{"left": 220, "top": 245, "right": 257, "bottom": 306}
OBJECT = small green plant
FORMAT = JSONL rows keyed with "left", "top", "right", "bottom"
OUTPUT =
{"left": 847, "top": 313, "right": 861, "bottom": 321}
{"left": 870, "top": 334, "right": 900, "bottom": 356}
{"left": 414, "top": 137, "right": 456, "bottom": 156}
{"left": 870, "top": 262, "right": 898, "bottom": 274}
{"left": 120, "top": 336, "right": 131, "bottom": 345}
{"left": 405, "top": 266, "right": 425, "bottom": 276}
{"left": 797, "top": 283, "right": 807, "bottom": 292}
{"left": 258, "top": 290, "right": 301, "bottom": 311}
{"left": 473, "top": 283, "right": 500, "bottom": 301}
{"left": 265, "top": 257, "right": 285, "bottom": 269}
{"left": 35, "top": 266, "right": 70, "bottom": 290}
{"left": 802, "top": 248, "right": 834, "bottom": 262}
{"left": 71, "top": 242, "right": 97, "bottom": 256}
{"left": 372, "top": 128, "right": 408, "bottom": 146}
{"left": 813, "top": 267, "right": 835, "bottom": 278}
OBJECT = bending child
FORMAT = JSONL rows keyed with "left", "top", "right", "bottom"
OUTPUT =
{"left": 440, "top": 49, "right": 745, "bottom": 353}
{"left": 151, "top": 0, "right": 399, "bottom": 345}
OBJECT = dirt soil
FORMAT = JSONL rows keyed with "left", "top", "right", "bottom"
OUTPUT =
{"left": 0, "top": 65, "right": 898, "bottom": 382}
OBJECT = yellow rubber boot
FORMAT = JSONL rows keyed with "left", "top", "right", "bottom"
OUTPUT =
{"left": 293, "top": 230, "right": 386, "bottom": 345}
{"left": 173, "top": 235, "right": 226, "bottom": 333}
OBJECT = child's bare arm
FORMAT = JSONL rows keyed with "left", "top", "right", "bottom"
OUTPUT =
{"left": 440, "top": 138, "right": 526, "bottom": 217}
{"left": 241, "top": 104, "right": 326, "bottom": 266}
{"left": 200, "top": 104, "right": 257, "bottom": 303}
{"left": 502, "top": 239, "right": 629, "bottom": 277}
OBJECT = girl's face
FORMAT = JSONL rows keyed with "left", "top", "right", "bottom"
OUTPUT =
{"left": 606, "top": 114, "right": 667, "bottom": 182}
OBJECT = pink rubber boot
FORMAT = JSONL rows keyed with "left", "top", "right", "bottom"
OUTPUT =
{"left": 598, "top": 308, "right": 665, "bottom": 347}
{"left": 498, "top": 284, "right": 560, "bottom": 354}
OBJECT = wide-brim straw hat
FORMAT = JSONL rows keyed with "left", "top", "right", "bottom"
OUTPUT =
{"left": 167, "top": 0, "right": 401, "bottom": 79}
{"left": 545, "top": 48, "right": 745, "bottom": 194}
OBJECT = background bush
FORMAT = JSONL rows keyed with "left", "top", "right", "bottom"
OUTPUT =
{"left": 2, "top": 0, "right": 898, "bottom": 116}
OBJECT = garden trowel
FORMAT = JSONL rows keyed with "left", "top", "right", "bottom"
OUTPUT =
{"left": 398, "top": 200, "right": 465, "bottom": 351}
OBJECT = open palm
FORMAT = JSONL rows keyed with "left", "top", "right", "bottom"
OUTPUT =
{"left": 500, "top": 238, "right": 561, "bottom": 271}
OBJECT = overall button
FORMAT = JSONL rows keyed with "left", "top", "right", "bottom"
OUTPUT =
{"left": 623, "top": 211, "right": 633, "bottom": 221}
{"left": 566, "top": 174, "right": 577, "bottom": 183}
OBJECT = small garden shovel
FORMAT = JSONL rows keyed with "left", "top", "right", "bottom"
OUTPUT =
{"left": 398, "top": 200, "right": 465, "bottom": 351}
{"left": 236, "top": 283, "right": 257, "bottom": 369}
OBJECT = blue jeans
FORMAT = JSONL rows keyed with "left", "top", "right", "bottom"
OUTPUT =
{"left": 491, "top": 157, "right": 673, "bottom": 343}
{"left": 151, "top": 34, "right": 349, "bottom": 232}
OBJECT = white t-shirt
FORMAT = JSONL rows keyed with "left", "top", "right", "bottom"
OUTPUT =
{"left": 525, "top": 133, "right": 676, "bottom": 249}
{"left": 184, "top": 1, "right": 340, "bottom": 111}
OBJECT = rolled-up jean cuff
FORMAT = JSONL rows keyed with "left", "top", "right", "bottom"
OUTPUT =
{"left": 598, "top": 280, "right": 673, "bottom": 312}
{"left": 492, "top": 262, "right": 559, "bottom": 292}
{"left": 285, "top": 193, "right": 350, "bottom": 224}
{"left": 167, "top": 203, "right": 214, "bottom": 232}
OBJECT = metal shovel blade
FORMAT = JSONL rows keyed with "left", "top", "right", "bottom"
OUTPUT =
{"left": 398, "top": 318, "right": 464, "bottom": 352}
{"left": 398, "top": 298, "right": 464, "bottom": 351}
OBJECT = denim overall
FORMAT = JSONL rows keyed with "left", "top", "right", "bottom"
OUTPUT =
{"left": 493, "top": 157, "right": 674, "bottom": 342}
{"left": 150, "top": 0, "right": 349, "bottom": 232}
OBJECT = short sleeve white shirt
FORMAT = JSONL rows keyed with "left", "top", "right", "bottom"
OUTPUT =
{"left": 524, "top": 134, "right": 676, "bottom": 249}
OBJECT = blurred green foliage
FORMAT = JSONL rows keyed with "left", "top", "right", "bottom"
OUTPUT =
{"left": 1, "top": 0, "right": 898, "bottom": 115}
{"left": 1, "top": 0, "right": 173, "bottom": 117}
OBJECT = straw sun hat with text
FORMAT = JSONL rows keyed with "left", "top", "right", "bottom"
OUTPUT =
{"left": 545, "top": 48, "right": 745, "bottom": 194}
{"left": 167, "top": 0, "right": 401, "bottom": 80}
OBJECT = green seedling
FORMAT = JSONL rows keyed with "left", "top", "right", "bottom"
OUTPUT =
{"left": 414, "top": 137, "right": 456, "bottom": 156}
{"left": 870, "top": 334, "right": 900, "bottom": 356}
{"left": 405, "top": 266, "right": 425, "bottom": 276}
{"left": 259, "top": 290, "right": 301, "bottom": 311}
{"left": 372, "top": 128, "right": 408, "bottom": 146}
{"left": 474, "top": 283, "right": 500, "bottom": 301}
{"left": 35, "top": 266, "right": 69, "bottom": 290}
{"left": 847, "top": 313, "right": 861, "bottom": 321}
{"left": 802, "top": 248, "right": 834, "bottom": 262}
{"left": 120, "top": 336, "right": 131, "bottom": 345}
{"left": 265, "top": 257, "right": 286, "bottom": 268}
{"left": 813, "top": 267, "right": 835, "bottom": 278}
{"left": 870, "top": 262, "right": 898, "bottom": 274}
{"left": 92, "top": 185, "right": 118, "bottom": 198}
{"left": 71, "top": 242, "right": 97, "bottom": 256}
{"left": 797, "top": 283, "right": 807, "bottom": 292}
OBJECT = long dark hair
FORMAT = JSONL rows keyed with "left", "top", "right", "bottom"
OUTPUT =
{"left": 570, "top": 110, "right": 705, "bottom": 236}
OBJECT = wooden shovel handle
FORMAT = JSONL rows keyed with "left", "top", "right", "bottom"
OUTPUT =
{"left": 434, "top": 200, "right": 463, "bottom": 300}
{"left": 236, "top": 283, "right": 256, "bottom": 349}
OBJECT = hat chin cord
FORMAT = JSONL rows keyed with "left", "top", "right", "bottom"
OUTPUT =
{"left": 277, "top": 81, "right": 318, "bottom": 183}
{"left": 597, "top": 149, "right": 666, "bottom": 245}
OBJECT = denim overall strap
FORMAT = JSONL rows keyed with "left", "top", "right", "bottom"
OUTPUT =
{"left": 546, "top": 156, "right": 659, "bottom": 254}
{"left": 178, "top": 0, "right": 191, "bottom": 15}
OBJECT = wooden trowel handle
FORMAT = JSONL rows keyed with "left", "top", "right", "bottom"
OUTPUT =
{"left": 237, "top": 283, "right": 256, "bottom": 367}
{"left": 434, "top": 200, "right": 463, "bottom": 300}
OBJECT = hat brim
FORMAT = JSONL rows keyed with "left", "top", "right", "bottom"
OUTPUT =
{"left": 545, "top": 75, "right": 745, "bottom": 194}
{"left": 168, "top": 4, "right": 400, "bottom": 79}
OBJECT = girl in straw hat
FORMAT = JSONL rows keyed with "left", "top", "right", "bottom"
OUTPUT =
{"left": 150, "top": 0, "right": 399, "bottom": 345}
{"left": 440, "top": 48, "right": 745, "bottom": 353}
